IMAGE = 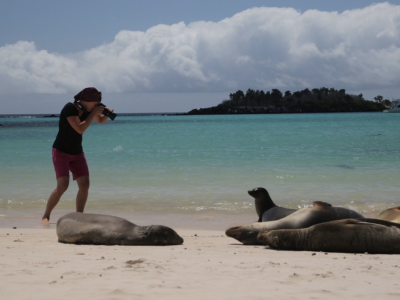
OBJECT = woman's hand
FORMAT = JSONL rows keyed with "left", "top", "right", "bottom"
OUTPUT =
{"left": 91, "top": 104, "right": 105, "bottom": 116}
{"left": 94, "top": 105, "right": 113, "bottom": 124}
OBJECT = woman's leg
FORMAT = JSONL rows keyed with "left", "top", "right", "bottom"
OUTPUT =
{"left": 42, "top": 176, "right": 70, "bottom": 224}
{"left": 75, "top": 175, "right": 90, "bottom": 212}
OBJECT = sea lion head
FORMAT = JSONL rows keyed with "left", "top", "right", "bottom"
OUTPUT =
{"left": 248, "top": 187, "right": 271, "bottom": 199}
{"left": 225, "top": 225, "right": 264, "bottom": 245}
{"left": 257, "top": 229, "right": 297, "bottom": 249}
{"left": 248, "top": 187, "right": 276, "bottom": 222}
{"left": 137, "top": 225, "right": 184, "bottom": 246}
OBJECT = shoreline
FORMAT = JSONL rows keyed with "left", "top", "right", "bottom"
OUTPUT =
{"left": 0, "top": 210, "right": 255, "bottom": 230}
{"left": 2, "top": 226, "right": 400, "bottom": 299}
{"left": 0, "top": 200, "right": 391, "bottom": 230}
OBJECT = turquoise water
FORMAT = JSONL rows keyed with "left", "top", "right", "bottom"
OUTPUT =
{"left": 0, "top": 112, "right": 399, "bottom": 225}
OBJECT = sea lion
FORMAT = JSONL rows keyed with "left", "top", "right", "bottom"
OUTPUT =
{"left": 57, "top": 212, "right": 184, "bottom": 246}
{"left": 225, "top": 201, "right": 364, "bottom": 245}
{"left": 377, "top": 206, "right": 400, "bottom": 223}
{"left": 248, "top": 187, "right": 296, "bottom": 222}
{"left": 258, "top": 218, "right": 400, "bottom": 254}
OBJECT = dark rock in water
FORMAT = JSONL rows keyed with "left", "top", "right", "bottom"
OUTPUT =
{"left": 43, "top": 114, "right": 57, "bottom": 118}
{"left": 336, "top": 164, "right": 355, "bottom": 169}
{"left": 57, "top": 212, "right": 184, "bottom": 246}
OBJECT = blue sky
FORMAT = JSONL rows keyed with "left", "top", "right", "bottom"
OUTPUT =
{"left": 1, "top": 0, "right": 400, "bottom": 113}
{"left": 2, "top": 0, "right": 393, "bottom": 53}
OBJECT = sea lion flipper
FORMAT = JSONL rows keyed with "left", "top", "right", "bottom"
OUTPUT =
{"left": 313, "top": 201, "right": 332, "bottom": 208}
{"left": 350, "top": 218, "right": 400, "bottom": 228}
{"left": 377, "top": 206, "right": 400, "bottom": 223}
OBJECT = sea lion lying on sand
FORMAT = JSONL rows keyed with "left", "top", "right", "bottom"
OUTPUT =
{"left": 57, "top": 212, "right": 184, "bottom": 246}
{"left": 258, "top": 218, "right": 400, "bottom": 254}
{"left": 225, "top": 201, "right": 364, "bottom": 245}
{"left": 376, "top": 206, "right": 400, "bottom": 223}
{"left": 249, "top": 187, "right": 296, "bottom": 222}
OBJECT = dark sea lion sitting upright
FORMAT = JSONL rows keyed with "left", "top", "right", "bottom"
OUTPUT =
{"left": 376, "top": 206, "right": 400, "bottom": 224}
{"left": 258, "top": 218, "right": 400, "bottom": 254}
{"left": 248, "top": 187, "right": 296, "bottom": 222}
{"left": 225, "top": 201, "right": 364, "bottom": 245}
{"left": 57, "top": 212, "right": 184, "bottom": 246}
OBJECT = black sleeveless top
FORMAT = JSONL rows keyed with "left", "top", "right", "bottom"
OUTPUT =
{"left": 52, "top": 102, "right": 90, "bottom": 155}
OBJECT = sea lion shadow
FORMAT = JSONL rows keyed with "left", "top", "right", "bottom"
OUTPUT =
{"left": 261, "top": 246, "right": 287, "bottom": 252}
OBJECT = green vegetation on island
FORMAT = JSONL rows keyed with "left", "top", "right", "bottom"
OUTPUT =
{"left": 185, "top": 88, "right": 386, "bottom": 115}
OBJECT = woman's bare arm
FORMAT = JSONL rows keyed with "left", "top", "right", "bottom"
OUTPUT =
{"left": 67, "top": 106, "right": 104, "bottom": 134}
{"left": 93, "top": 113, "right": 108, "bottom": 124}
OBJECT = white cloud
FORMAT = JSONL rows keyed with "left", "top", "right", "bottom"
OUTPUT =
{"left": 1, "top": 2, "right": 400, "bottom": 94}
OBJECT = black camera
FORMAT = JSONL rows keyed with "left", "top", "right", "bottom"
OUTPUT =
{"left": 97, "top": 103, "right": 117, "bottom": 121}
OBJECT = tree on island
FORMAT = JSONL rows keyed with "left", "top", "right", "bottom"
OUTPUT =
{"left": 185, "top": 87, "right": 386, "bottom": 115}
{"left": 374, "top": 95, "right": 393, "bottom": 108}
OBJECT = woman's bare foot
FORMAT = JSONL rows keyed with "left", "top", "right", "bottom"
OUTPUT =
{"left": 41, "top": 218, "right": 50, "bottom": 226}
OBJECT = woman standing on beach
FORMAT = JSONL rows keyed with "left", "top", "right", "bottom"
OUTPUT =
{"left": 42, "top": 87, "right": 112, "bottom": 225}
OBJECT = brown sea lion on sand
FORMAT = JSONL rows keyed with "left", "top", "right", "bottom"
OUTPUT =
{"left": 225, "top": 201, "right": 364, "bottom": 245}
{"left": 376, "top": 206, "right": 400, "bottom": 223}
{"left": 248, "top": 187, "right": 296, "bottom": 222}
{"left": 258, "top": 218, "right": 400, "bottom": 254}
{"left": 57, "top": 212, "right": 184, "bottom": 246}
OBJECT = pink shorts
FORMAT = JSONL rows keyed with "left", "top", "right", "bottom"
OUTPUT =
{"left": 52, "top": 148, "right": 89, "bottom": 180}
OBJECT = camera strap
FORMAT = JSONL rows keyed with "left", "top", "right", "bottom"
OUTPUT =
{"left": 75, "top": 101, "right": 88, "bottom": 114}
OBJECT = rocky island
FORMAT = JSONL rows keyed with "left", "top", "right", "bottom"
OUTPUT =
{"left": 183, "top": 88, "right": 386, "bottom": 115}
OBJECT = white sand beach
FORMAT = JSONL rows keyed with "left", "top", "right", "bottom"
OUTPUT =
{"left": 1, "top": 226, "right": 400, "bottom": 300}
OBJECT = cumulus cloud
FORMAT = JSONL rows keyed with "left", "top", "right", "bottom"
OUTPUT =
{"left": 1, "top": 2, "right": 400, "bottom": 94}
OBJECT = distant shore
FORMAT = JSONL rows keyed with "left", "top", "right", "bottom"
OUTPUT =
{"left": 0, "top": 112, "right": 183, "bottom": 118}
